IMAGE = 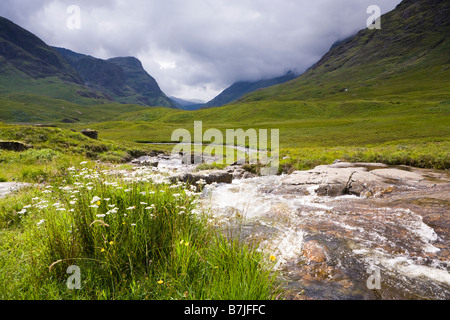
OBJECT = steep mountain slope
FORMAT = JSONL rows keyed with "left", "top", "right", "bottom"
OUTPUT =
{"left": 239, "top": 0, "right": 450, "bottom": 104}
{"left": 0, "top": 16, "right": 109, "bottom": 104}
{"left": 54, "top": 47, "right": 178, "bottom": 108}
{"left": 0, "top": 17, "right": 81, "bottom": 83}
{"left": 203, "top": 71, "right": 297, "bottom": 108}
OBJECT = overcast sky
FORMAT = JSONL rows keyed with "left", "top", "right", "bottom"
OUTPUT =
{"left": 0, "top": 0, "right": 401, "bottom": 101}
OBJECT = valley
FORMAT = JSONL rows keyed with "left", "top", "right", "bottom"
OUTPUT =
{"left": 0, "top": 0, "right": 448, "bottom": 302}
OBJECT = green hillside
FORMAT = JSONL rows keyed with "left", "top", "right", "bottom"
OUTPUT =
{"left": 73, "top": 0, "right": 449, "bottom": 170}
{"left": 55, "top": 48, "right": 179, "bottom": 108}
{"left": 1, "top": 0, "right": 449, "bottom": 171}
{"left": 239, "top": 0, "right": 450, "bottom": 104}
{"left": 0, "top": 94, "right": 147, "bottom": 124}
{"left": 0, "top": 17, "right": 110, "bottom": 105}
{"left": 203, "top": 71, "right": 297, "bottom": 108}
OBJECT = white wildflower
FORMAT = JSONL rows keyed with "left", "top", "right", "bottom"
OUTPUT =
{"left": 91, "top": 196, "right": 101, "bottom": 204}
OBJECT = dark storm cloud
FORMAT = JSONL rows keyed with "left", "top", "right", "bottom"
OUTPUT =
{"left": 0, "top": 0, "right": 401, "bottom": 100}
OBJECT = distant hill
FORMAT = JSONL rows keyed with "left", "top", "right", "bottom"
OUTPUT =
{"left": 169, "top": 96, "right": 205, "bottom": 110}
{"left": 239, "top": 0, "right": 450, "bottom": 104}
{"left": 54, "top": 47, "right": 178, "bottom": 108}
{"left": 203, "top": 71, "right": 297, "bottom": 108}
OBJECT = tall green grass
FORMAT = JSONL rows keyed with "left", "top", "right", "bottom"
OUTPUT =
{"left": 0, "top": 162, "right": 282, "bottom": 300}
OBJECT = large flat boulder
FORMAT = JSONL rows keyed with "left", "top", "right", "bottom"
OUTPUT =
{"left": 170, "top": 170, "right": 233, "bottom": 186}
{"left": 280, "top": 162, "right": 444, "bottom": 197}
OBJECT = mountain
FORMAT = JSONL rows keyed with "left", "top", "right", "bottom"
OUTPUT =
{"left": 169, "top": 96, "right": 205, "bottom": 110}
{"left": 54, "top": 47, "right": 178, "bottom": 108}
{"left": 0, "top": 16, "right": 110, "bottom": 104}
{"left": 203, "top": 71, "right": 297, "bottom": 108}
{"left": 0, "top": 17, "right": 81, "bottom": 83}
{"left": 0, "top": 16, "right": 178, "bottom": 109}
{"left": 238, "top": 0, "right": 450, "bottom": 104}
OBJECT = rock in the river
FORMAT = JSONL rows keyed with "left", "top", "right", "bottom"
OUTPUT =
{"left": 302, "top": 240, "right": 328, "bottom": 263}
{"left": 181, "top": 153, "right": 204, "bottom": 165}
{"left": 131, "top": 156, "right": 160, "bottom": 167}
{"left": 170, "top": 170, "right": 233, "bottom": 186}
{"left": 281, "top": 162, "right": 419, "bottom": 197}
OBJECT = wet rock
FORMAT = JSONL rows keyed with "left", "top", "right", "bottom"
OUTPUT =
{"left": 170, "top": 170, "right": 233, "bottom": 186}
{"left": 281, "top": 163, "right": 404, "bottom": 197}
{"left": 316, "top": 184, "right": 346, "bottom": 197}
{"left": 300, "top": 241, "right": 334, "bottom": 281}
{"left": 0, "top": 141, "right": 33, "bottom": 152}
{"left": 371, "top": 168, "right": 424, "bottom": 183}
{"left": 181, "top": 153, "right": 204, "bottom": 165}
{"left": 303, "top": 240, "right": 328, "bottom": 263}
{"left": 131, "top": 156, "right": 159, "bottom": 167}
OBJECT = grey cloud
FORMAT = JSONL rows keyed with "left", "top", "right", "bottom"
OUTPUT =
{"left": 0, "top": 0, "right": 402, "bottom": 101}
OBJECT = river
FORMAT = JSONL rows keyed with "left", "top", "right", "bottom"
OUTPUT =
{"left": 149, "top": 149, "right": 450, "bottom": 300}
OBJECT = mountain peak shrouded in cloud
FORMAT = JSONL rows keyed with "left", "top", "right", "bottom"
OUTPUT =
{"left": 0, "top": 0, "right": 402, "bottom": 101}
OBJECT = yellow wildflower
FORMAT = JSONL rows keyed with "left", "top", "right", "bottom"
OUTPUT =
{"left": 157, "top": 280, "right": 164, "bottom": 285}
{"left": 269, "top": 255, "right": 277, "bottom": 262}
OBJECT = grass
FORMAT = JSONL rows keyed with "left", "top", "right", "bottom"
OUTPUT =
{"left": 0, "top": 161, "right": 282, "bottom": 300}
{"left": 58, "top": 98, "right": 449, "bottom": 170}
{"left": 0, "top": 123, "right": 162, "bottom": 183}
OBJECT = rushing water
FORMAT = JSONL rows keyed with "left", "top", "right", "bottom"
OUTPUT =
{"left": 149, "top": 150, "right": 449, "bottom": 300}
{"left": 199, "top": 172, "right": 450, "bottom": 300}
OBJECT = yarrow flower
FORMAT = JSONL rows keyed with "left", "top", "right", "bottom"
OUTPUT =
{"left": 91, "top": 196, "right": 101, "bottom": 204}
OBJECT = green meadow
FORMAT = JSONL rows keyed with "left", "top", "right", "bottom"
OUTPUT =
{"left": 0, "top": 161, "right": 281, "bottom": 299}
{"left": 0, "top": 1, "right": 449, "bottom": 300}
